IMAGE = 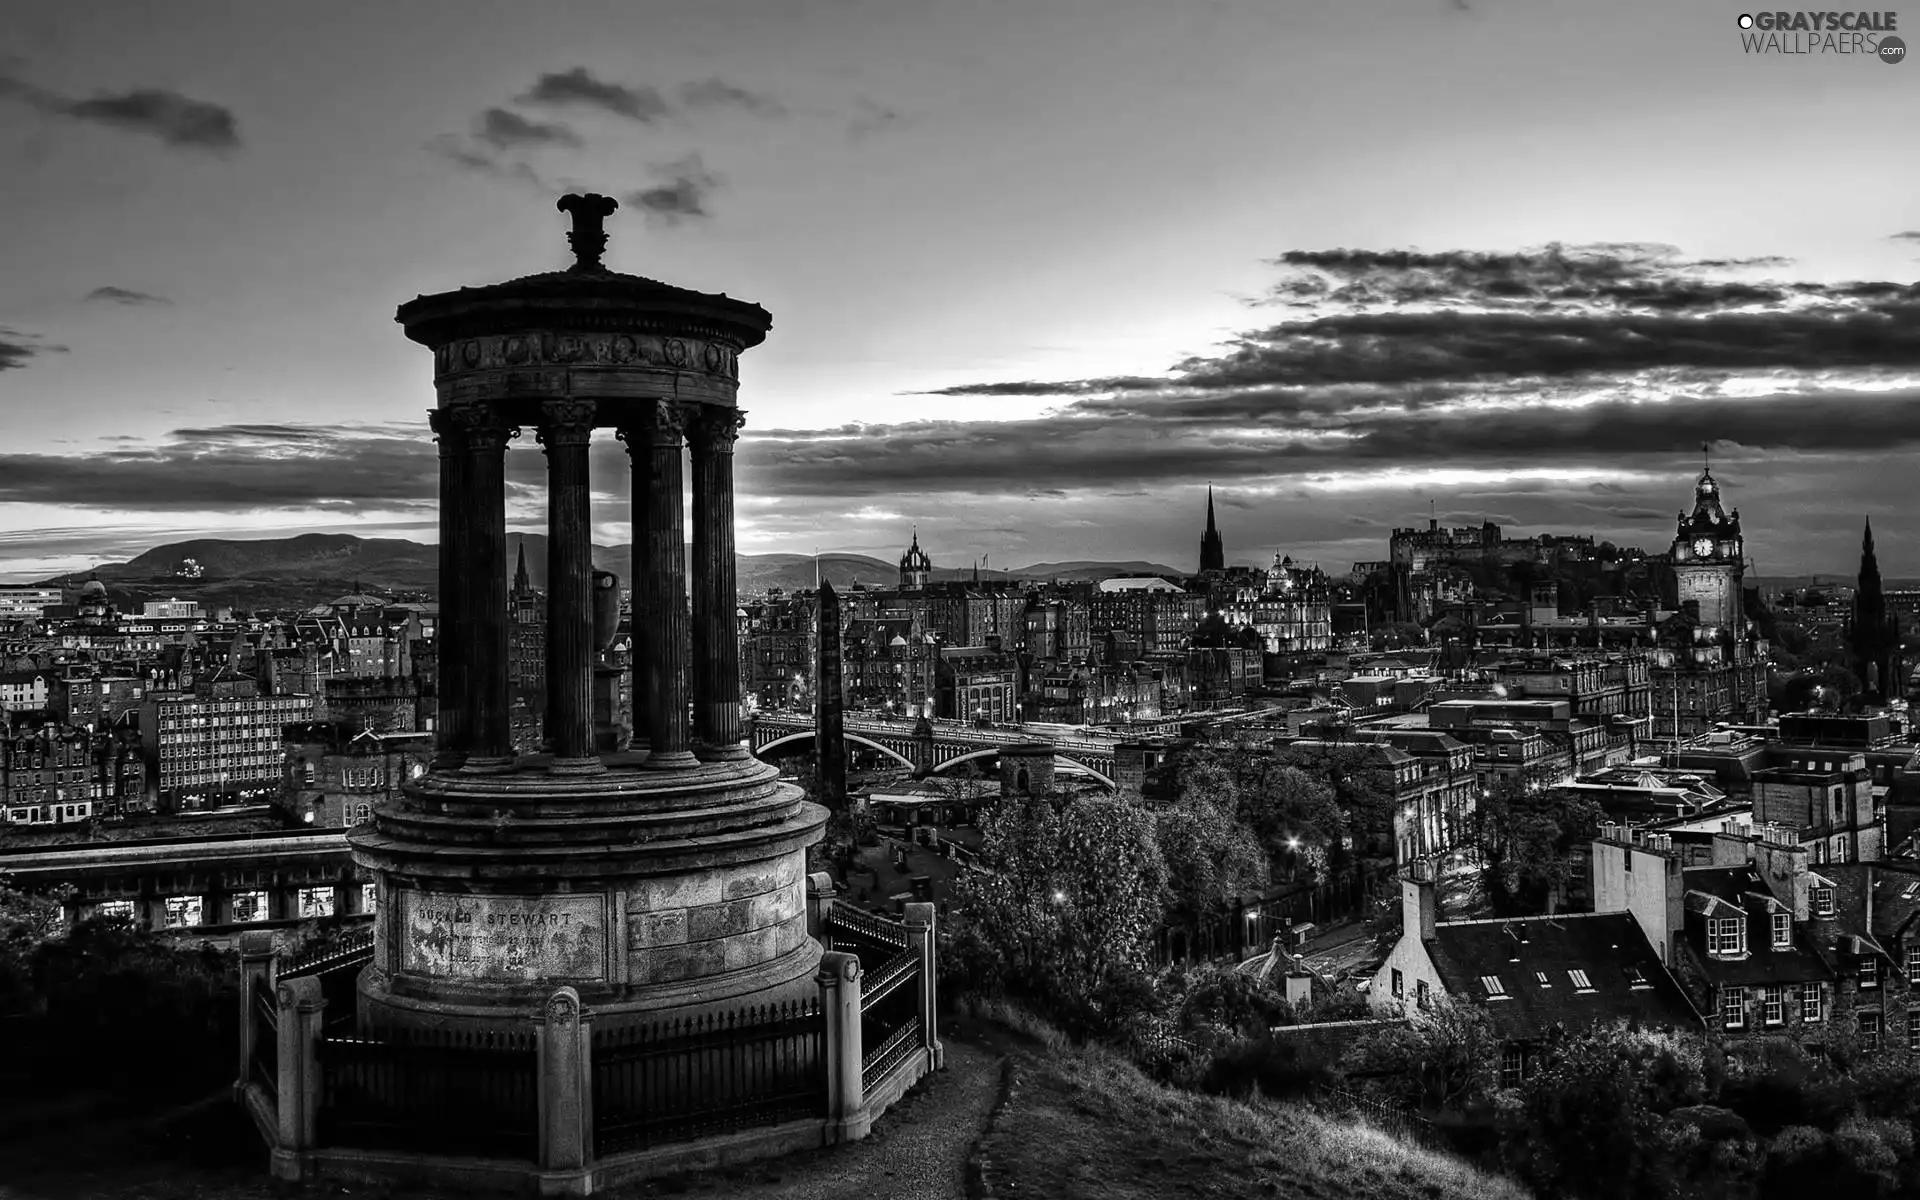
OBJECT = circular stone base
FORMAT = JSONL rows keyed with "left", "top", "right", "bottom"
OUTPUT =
{"left": 347, "top": 752, "right": 826, "bottom": 1035}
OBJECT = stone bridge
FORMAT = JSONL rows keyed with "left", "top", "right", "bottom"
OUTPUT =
{"left": 748, "top": 712, "right": 1124, "bottom": 788}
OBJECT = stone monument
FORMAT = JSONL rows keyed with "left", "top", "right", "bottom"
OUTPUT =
{"left": 349, "top": 194, "right": 828, "bottom": 1033}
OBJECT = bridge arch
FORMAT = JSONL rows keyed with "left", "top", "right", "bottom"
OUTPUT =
{"left": 930, "top": 746, "right": 1116, "bottom": 790}
{"left": 753, "top": 731, "right": 916, "bottom": 772}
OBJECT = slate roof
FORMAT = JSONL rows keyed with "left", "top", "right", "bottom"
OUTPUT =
{"left": 1429, "top": 912, "right": 1701, "bottom": 1041}
{"left": 1678, "top": 865, "right": 1834, "bottom": 987}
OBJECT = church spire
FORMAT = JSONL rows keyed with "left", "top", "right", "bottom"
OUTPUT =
{"left": 1198, "top": 484, "right": 1225, "bottom": 574}
{"left": 1850, "top": 514, "right": 1900, "bottom": 703}
{"left": 512, "top": 542, "right": 530, "bottom": 593}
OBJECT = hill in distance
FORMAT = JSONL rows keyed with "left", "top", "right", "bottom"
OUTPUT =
{"left": 35, "top": 534, "right": 1180, "bottom": 611}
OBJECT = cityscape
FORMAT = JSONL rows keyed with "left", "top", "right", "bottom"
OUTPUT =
{"left": 2, "top": 3, "right": 1917, "bottom": 1200}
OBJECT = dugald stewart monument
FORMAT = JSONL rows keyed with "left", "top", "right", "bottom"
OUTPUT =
{"left": 236, "top": 196, "right": 941, "bottom": 1195}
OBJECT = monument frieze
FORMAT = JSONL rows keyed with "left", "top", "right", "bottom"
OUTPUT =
{"left": 432, "top": 331, "right": 740, "bottom": 382}
{"left": 396, "top": 889, "right": 609, "bottom": 983}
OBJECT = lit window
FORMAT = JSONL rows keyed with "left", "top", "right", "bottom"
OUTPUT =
{"left": 231, "top": 890, "right": 268, "bottom": 923}
{"left": 1908, "top": 945, "right": 1920, "bottom": 987}
{"left": 1762, "top": 985, "right": 1785, "bottom": 1025}
{"left": 298, "top": 887, "right": 335, "bottom": 918}
{"left": 1802, "top": 984, "right": 1823, "bottom": 1024}
{"left": 1772, "top": 913, "right": 1792, "bottom": 950}
{"left": 1720, "top": 986, "right": 1747, "bottom": 1029}
{"left": 1568, "top": 969, "right": 1594, "bottom": 991}
{"left": 95, "top": 899, "right": 135, "bottom": 922}
{"left": 163, "top": 895, "right": 202, "bottom": 929}
{"left": 362, "top": 882, "right": 377, "bottom": 914}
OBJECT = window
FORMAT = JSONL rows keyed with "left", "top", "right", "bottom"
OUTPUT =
{"left": 231, "top": 890, "right": 267, "bottom": 923}
{"left": 1861, "top": 957, "right": 1881, "bottom": 990}
{"left": 1535, "top": 971, "right": 1552, "bottom": 988}
{"left": 95, "top": 899, "right": 135, "bottom": 922}
{"left": 1481, "top": 975, "right": 1508, "bottom": 997}
{"left": 1813, "top": 886, "right": 1836, "bottom": 917}
{"left": 1709, "top": 917, "right": 1746, "bottom": 957}
{"left": 1415, "top": 980, "right": 1429, "bottom": 1010}
{"left": 1391, "top": 968, "right": 1404, "bottom": 999}
{"left": 1860, "top": 1012, "right": 1883, "bottom": 1052}
{"left": 1763, "top": 985, "right": 1786, "bottom": 1025}
{"left": 1908, "top": 945, "right": 1920, "bottom": 987}
{"left": 1772, "top": 913, "right": 1792, "bottom": 950}
{"left": 163, "top": 895, "right": 202, "bottom": 929}
{"left": 298, "top": 887, "right": 335, "bottom": 918}
{"left": 1624, "top": 964, "right": 1650, "bottom": 989}
{"left": 1568, "top": 969, "right": 1594, "bottom": 991}
{"left": 1720, "top": 986, "right": 1747, "bottom": 1029}
{"left": 1500, "top": 1045, "right": 1525, "bottom": 1090}
{"left": 1909, "top": 1011, "right": 1920, "bottom": 1054}
{"left": 362, "top": 882, "right": 378, "bottom": 914}
{"left": 1802, "top": 984, "right": 1823, "bottom": 1024}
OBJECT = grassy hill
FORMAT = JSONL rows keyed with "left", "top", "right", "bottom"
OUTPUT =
{"left": 973, "top": 1012, "right": 1527, "bottom": 1200}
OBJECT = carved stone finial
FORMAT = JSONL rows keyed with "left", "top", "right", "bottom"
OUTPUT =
{"left": 557, "top": 193, "right": 620, "bottom": 272}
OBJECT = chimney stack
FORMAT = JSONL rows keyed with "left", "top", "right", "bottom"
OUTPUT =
{"left": 1403, "top": 860, "right": 1438, "bottom": 941}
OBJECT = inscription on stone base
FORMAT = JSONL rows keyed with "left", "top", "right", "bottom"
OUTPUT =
{"left": 397, "top": 890, "right": 608, "bottom": 983}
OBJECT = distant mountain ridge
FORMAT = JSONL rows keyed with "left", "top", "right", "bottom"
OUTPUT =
{"left": 30, "top": 534, "right": 1182, "bottom": 611}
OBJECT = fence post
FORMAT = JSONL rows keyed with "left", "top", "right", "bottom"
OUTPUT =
{"left": 536, "top": 986, "right": 592, "bottom": 1192}
{"left": 236, "top": 930, "right": 276, "bottom": 1095}
{"left": 902, "top": 901, "right": 943, "bottom": 1071}
{"left": 807, "top": 871, "right": 836, "bottom": 943}
{"left": 269, "top": 974, "right": 325, "bottom": 1181}
{"left": 816, "top": 950, "right": 870, "bottom": 1143}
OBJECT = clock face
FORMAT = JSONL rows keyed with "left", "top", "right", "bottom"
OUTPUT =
{"left": 1692, "top": 538, "right": 1714, "bottom": 558}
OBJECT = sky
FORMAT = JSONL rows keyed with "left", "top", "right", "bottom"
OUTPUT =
{"left": 1, "top": 0, "right": 1917, "bottom": 583}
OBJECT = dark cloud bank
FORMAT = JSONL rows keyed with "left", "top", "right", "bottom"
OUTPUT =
{"left": 10, "top": 244, "right": 1920, "bottom": 573}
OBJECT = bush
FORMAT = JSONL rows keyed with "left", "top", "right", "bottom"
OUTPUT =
{"left": 1195, "top": 1031, "right": 1335, "bottom": 1101}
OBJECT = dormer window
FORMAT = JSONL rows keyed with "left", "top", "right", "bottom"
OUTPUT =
{"left": 1772, "top": 913, "right": 1792, "bottom": 950}
{"left": 1480, "top": 974, "right": 1509, "bottom": 998}
{"left": 1535, "top": 971, "right": 1551, "bottom": 988}
{"left": 1568, "top": 969, "right": 1594, "bottom": 992}
{"left": 1813, "top": 886, "right": 1836, "bottom": 917}
{"left": 1624, "top": 965, "right": 1651, "bottom": 990}
{"left": 1709, "top": 916, "right": 1747, "bottom": 958}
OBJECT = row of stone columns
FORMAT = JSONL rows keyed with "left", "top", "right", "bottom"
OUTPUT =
{"left": 429, "top": 399, "right": 747, "bottom": 774}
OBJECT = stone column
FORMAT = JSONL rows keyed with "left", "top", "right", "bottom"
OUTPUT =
{"left": 427, "top": 408, "right": 469, "bottom": 769}
{"left": 641, "top": 401, "right": 697, "bottom": 770}
{"left": 536, "top": 987, "right": 590, "bottom": 1181}
{"left": 270, "top": 974, "right": 325, "bottom": 1181}
{"left": 689, "top": 407, "right": 750, "bottom": 760}
{"left": 816, "top": 950, "right": 871, "bottom": 1143}
{"left": 537, "top": 400, "right": 602, "bottom": 774}
{"left": 455, "top": 406, "right": 518, "bottom": 770}
{"left": 807, "top": 871, "right": 837, "bottom": 944}
{"left": 236, "top": 930, "right": 276, "bottom": 1094}
{"left": 614, "top": 425, "right": 653, "bottom": 753}
{"left": 903, "top": 901, "right": 944, "bottom": 1070}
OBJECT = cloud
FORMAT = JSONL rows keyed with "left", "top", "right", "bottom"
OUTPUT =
{"left": 848, "top": 96, "right": 900, "bottom": 138}
{"left": 624, "top": 155, "right": 720, "bottom": 224}
{"left": 84, "top": 286, "right": 170, "bottom": 306}
{"left": 517, "top": 68, "right": 670, "bottom": 122}
{"left": 1890, "top": 231, "right": 1920, "bottom": 241}
{"left": 0, "top": 328, "right": 67, "bottom": 371}
{"left": 475, "top": 107, "right": 582, "bottom": 150}
{"left": 678, "top": 78, "right": 785, "bottom": 117}
{"left": 0, "top": 74, "right": 240, "bottom": 152}
{"left": 425, "top": 135, "right": 551, "bottom": 190}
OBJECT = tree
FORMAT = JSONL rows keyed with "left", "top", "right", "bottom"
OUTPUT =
{"left": 951, "top": 793, "right": 1167, "bottom": 1034}
{"left": 0, "top": 874, "right": 67, "bottom": 1016}
{"left": 1172, "top": 744, "right": 1347, "bottom": 880}
{"left": 1154, "top": 790, "right": 1268, "bottom": 936}
{"left": 1503, "top": 1022, "right": 1710, "bottom": 1200}
{"left": 1342, "top": 997, "right": 1501, "bottom": 1113}
{"left": 1473, "top": 784, "right": 1603, "bottom": 915}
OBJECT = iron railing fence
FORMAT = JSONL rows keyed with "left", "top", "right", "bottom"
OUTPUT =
{"left": 315, "top": 1025, "right": 540, "bottom": 1161}
{"left": 591, "top": 998, "right": 828, "bottom": 1157}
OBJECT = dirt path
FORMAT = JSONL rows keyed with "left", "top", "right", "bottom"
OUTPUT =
{"left": 632, "top": 1037, "right": 1004, "bottom": 1200}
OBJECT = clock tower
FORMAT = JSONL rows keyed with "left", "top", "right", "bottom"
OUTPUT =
{"left": 1668, "top": 458, "right": 1745, "bottom": 632}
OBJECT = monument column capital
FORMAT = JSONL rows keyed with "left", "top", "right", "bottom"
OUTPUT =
{"left": 446, "top": 404, "right": 519, "bottom": 453}
{"left": 688, "top": 406, "right": 746, "bottom": 453}
{"left": 535, "top": 399, "right": 598, "bottom": 450}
